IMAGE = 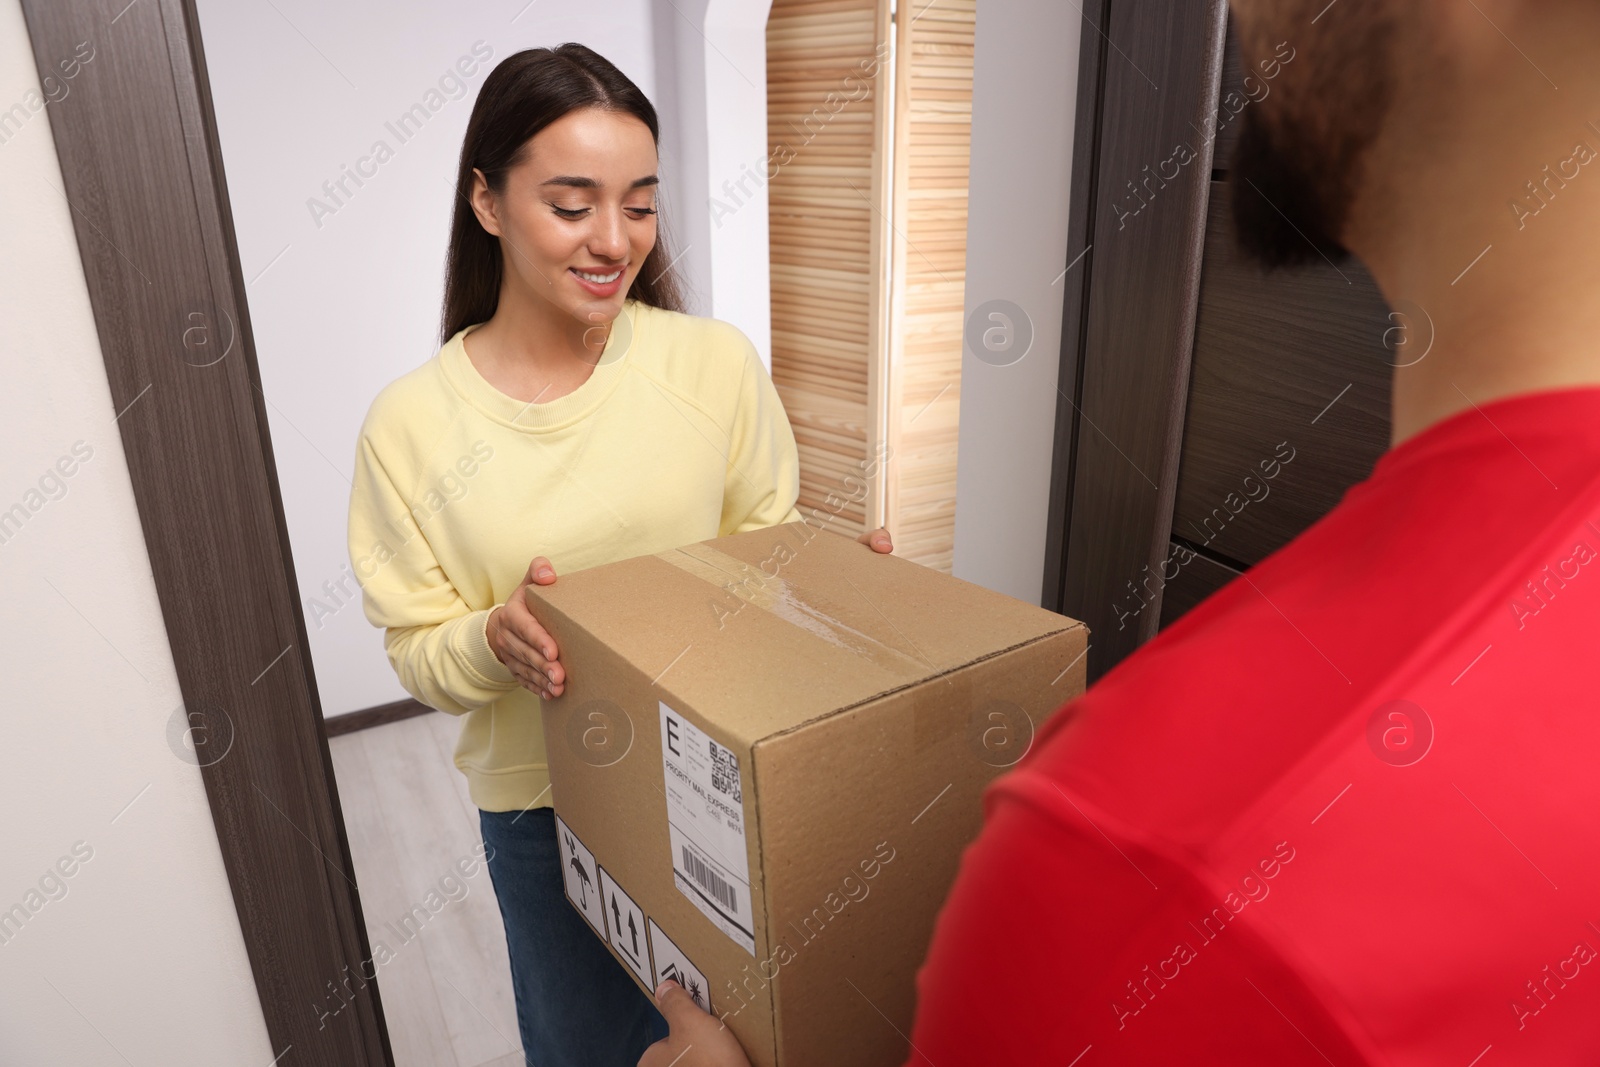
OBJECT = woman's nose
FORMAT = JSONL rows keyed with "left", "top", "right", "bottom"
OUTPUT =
{"left": 589, "top": 208, "right": 629, "bottom": 259}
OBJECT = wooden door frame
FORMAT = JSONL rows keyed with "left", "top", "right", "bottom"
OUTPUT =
{"left": 1042, "top": 0, "right": 1230, "bottom": 682}
{"left": 21, "top": 0, "right": 392, "bottom": 1062}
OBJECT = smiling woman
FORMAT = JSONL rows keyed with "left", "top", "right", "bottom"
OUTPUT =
{"left": 441, "top": 47, "right": 686, "bottom": 354}
{"left": 345, "top": 42, "right": 888, "bottom": 1067}
{"left": 453, "top": 103, "right": 674, "bottom": 401}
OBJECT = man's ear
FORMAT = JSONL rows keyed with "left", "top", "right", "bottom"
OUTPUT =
{"left": 469, "top": 167, "right": 502, "bottom": 237}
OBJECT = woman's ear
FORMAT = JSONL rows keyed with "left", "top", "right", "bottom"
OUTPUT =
{"left": 468, "top": 167, "right": 502, "bottom": 237}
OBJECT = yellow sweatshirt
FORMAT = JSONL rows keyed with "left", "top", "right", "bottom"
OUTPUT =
{"left": 347, "top": 299, "right": 802, "bottom": 812}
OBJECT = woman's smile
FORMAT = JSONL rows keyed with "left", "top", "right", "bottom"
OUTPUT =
{"left": 570, "top": 264, "right": 627, "bottom": 296}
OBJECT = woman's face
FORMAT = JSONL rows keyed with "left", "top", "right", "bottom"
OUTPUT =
{"left": 472, "top": 107, "right": 660, "bottom": 335}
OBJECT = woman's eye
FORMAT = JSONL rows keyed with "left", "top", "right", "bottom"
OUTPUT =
{"left": 549, "top": 205, "right": 655, "bottom": 219}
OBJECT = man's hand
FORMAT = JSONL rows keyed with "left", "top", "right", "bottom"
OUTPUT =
{"left": 639, "top": 979, "right": 753, "bottom": 1067}
{"left": 486, "top": 555, "right": 565, "bottom": 699}
{"left": 858, "top": 526, "right": 894, "bottom": 553}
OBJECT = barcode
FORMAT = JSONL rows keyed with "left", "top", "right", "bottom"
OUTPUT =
{"left": 709, "top": 741, "right": 742, "bottom": 802}
{"left": 682, "top": 846, "right": 737, "bottom": 914}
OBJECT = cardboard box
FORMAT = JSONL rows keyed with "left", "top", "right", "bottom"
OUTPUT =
{"left": 528, "top": 522, "right": 1088, "bottom": 1066}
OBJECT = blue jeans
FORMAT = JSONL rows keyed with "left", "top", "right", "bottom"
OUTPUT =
{"left": 479, "top": 806, "right": 669, "bottom": 1066}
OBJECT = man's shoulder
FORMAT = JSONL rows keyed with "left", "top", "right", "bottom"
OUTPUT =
{"left": 1010, "top": 525, "right": 1376, "bottom": 847}
{"left": 1009, "top": 442, "right": 1600, "bottom": 848}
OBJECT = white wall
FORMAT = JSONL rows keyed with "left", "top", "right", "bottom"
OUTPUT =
{"left": 952, "top": 0, "right": 1081, "bottom": 605}
{"left": 652, "top": 0, "right": 778, "bottom": 352}
{"left": 196, "top": 0, "right": 777, "bottom": 717}
{"left": 0, "top": 2, "right": 275, "bottom": 1062}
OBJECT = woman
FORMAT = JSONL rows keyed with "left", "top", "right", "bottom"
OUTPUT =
{"left": 348, "top": 44, "right": 892, "bottom": 1066}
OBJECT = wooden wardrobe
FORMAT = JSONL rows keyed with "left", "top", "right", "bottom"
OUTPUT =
{"left": 765, "top": 0, "right": 975, "bottom": 572}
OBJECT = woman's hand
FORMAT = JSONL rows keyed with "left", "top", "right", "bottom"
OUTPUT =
{"left": 638, "top": 980, "right": 753, "bottom": 1067}
{"left": 858, "top": 526, "right": 894, "bottom": 553}
{"left": 486, "top": 555, "right": 566, "bottom": 699}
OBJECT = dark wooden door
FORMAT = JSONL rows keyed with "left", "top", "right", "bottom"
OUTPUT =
{"left": 1043, "top": 4, "right": 1395, "bottom": 682}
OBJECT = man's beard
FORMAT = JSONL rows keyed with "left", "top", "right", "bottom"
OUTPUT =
{"left": 1227, "top": 1, "right": 1396, "bottom": 271}
{"left": 1229, "top": 104, "right": 1354, "bottom": 270}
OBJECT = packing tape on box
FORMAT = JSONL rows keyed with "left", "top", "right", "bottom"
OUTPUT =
{"left": 655, "top": 542, "right": 932, "bottom": 678}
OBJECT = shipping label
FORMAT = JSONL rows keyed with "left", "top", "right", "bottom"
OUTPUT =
{"left": 659, "top": 701, "right": 756, "bottom": 955}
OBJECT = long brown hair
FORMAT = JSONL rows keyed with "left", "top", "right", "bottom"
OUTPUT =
{"left": 441, "top": 44, "right": 687, "bottom": 343}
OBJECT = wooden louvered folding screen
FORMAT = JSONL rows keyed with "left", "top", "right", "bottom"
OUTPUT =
{"left": 766, "top": 0, "right": 975, "bottom": 572}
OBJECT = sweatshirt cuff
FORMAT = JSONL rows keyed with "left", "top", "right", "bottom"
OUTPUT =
{"left": 455, "top": 608, "right": 517, "bottom": 688}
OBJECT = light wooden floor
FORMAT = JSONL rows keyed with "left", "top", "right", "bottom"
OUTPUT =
{"left": 328, "top": 712, "right": 526, "bottom": 1067}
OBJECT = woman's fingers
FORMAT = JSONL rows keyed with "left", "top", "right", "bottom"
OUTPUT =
{"left": 495, "top": 631, "right": 547, "bottom": 695}
{"left": 500, "top": 606, "right": 564, "bottom": 693}
{"left": 499, "top": 627, "right": 564, "bottom": 697}
{"left": 519, "top": 620, "right": 563, "bottom": 689}
{"left": 497, "top": 625, "right": 545, "bottom": 675}
{"left": 490, "top": 554, "right": 565, "bottom": 698}
{"left": 857, "top": 526, "right": 893, "bottom": 553}
{"left": 502, "top": 596, "right": 561, "bottom": 671}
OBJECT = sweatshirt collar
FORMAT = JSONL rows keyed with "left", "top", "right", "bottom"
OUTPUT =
{"left": 440, "top": 300, "right": 639, "bottom": 432}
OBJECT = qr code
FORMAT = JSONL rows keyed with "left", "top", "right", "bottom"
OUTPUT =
{"left": 709, "top": 740, "right": 742, "bottom": 803}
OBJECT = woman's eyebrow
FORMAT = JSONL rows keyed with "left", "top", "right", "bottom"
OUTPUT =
{"left": 540, "top": 175, "right": 660, "bottom": 189}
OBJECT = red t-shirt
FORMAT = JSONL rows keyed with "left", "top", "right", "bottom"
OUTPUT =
{"left": 906, "top": 387, "right": 1600, "bottom": 1065}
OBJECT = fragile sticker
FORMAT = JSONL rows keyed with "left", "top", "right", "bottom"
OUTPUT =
{"left": 660, "top": 701, "right": 756, "bottom": 955}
